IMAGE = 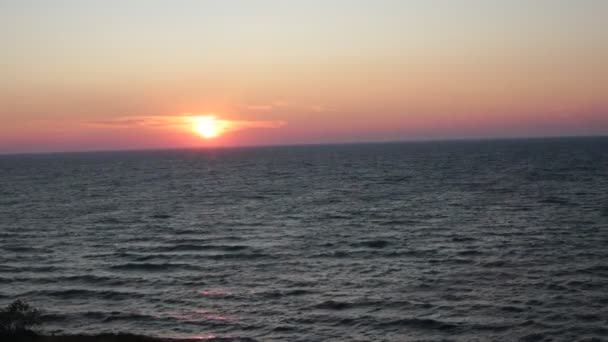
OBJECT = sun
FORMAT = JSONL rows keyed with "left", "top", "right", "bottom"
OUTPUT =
{"left": 192, "top": 116, "right": 220, "bottom": 139}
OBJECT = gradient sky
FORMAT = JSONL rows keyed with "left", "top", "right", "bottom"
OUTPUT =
{"left": 1, "top": 0, "right": 607, "bottom": 153}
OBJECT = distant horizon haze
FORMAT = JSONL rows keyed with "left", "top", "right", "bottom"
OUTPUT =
{"left": 1, "top": 134, "right": 607, "bottom": 156}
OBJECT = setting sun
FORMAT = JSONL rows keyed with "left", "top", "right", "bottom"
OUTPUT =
{"left": 192, "top": 116, "right": 221, "bottom": 139}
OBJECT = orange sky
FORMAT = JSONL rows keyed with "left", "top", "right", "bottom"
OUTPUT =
{"left": 1, "top": 1, "right": 607, "bottom": 153}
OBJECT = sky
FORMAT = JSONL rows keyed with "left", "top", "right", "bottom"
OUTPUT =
{"left": 1, "top": 0, "right": 607, "bottom": 153}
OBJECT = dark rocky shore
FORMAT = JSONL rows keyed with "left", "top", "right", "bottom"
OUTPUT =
{"left": 3, "top": 333, "right": 255, "bottom": 342}
{"left": 5, "top": 333, "right": 166, "bottom": 342}
{"left": 0, "top": 300, "right": 253, "bottom": 342}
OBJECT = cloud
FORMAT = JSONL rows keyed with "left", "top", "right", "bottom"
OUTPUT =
{"left": 85, "top": 114, "right": 286, "bottom": 135}
{"left": 246, "top": 105, "right": 274, "bottom": 111}
{"left": 309, "top": 105, "right": 329, "bottom": 113}
{"left": 87, "top": 117, "right": 170, "bottom": 128}
{"left": 227, "top": 119, "right": 286, "bottom": 130}
{"left": 245, "top": 101, "right": 290, "bottom": 111}
{"left": 243, "top": 101, "right": 332, "bottom": 113}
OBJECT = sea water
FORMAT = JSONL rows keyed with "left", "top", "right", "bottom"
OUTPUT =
{"left": 1, "top": 138, "right": 607, "bottom": 341}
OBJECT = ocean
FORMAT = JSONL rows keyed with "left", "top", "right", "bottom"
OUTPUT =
{"left": 1, "top": 137, "right": 607, "bottom": 341}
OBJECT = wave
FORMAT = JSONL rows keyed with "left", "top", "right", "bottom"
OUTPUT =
{"left": 204, "top": 253, "right": 269, "bottom": 260}
{"left": 352, "top": 240, "right": 390, "bottom": 248}
{"left": 314, "top": 300, "right": 352, "bottom": 310}
{"left": 42, "top": 311, "right": 174, "bottom": 324}
{"left": 377, "top": 219, "right": 421, "bottom": 226}
{"left": 150, "top": 213, "right": 172, "bottom": 219}
{"left": 164, "top": 236, "right": 245, "bottom": 244}
{"left": 92, "top": 250, "right": 270, "bottom": 263}
{"left": 1, "top": 245, "right": 51, "bottom": 253}
{"left": 154, "top": 244, "right": 250, "bottom": 252}
{"left": 457, "top": 249, "right": 483, "bottom": 256}
{"left": 580, "top": 265, "right": 608, "bottom": 273}
{"left": 110, "top": 262, "right": 201, "bottom": 272}
{"left": 376, "top": 175, "right": 413, "bottom": 184}
{"left": 314, "top": 299, "right": 407, "bottom": 311}
{"left": 21, "top": 288, "right": 146, "bottom": 300}
{"left": 0, "top": 265, "right": 18, "bottom": 273}
{"left": 257, "top": 289, "right": 313, "bottom": 298}
{"left": 378, "top": 317, "right": 459, "bottom": 331}
{"left": 1, "top": 274, "right": 132, "bottom": 286}
{"left": 0, "top": 265, "right": 60, "bottom": 273}
{"left": 311, "top": 249, "right": 429, "bottom": 259}
{"left": 102, "top": 312, "right": 159, "bottom": 322}
{"left": 538, "top": 197, "right": 570, "bottom": 205}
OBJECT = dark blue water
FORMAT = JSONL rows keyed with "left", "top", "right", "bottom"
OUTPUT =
{"left": 1, "top": 138, "right": 607, "bottom": 341}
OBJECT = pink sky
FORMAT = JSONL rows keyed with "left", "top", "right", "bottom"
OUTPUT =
{"left": 1, "top": 1, "right": 606, "bottom": 153}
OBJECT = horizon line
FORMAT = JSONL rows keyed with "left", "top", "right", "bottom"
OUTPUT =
{"left": 1, "top": 133, "right": 607, "bottom": 157}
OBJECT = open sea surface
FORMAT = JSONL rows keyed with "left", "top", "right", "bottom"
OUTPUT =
{"left": 1, "top": 138, "right": 607, "bottom": 341}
